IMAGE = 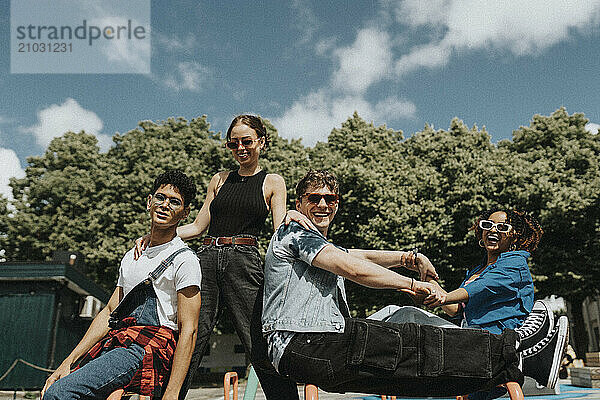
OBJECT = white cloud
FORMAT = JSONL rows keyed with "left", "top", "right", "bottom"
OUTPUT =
{"left": 154, "top": 33, "right": 196, "bottom": 53}
{"left": 277, "top": 1, "right": 600, "bottom": 145}
{"left": 273, "top": 89, "right": 415, "bottom": 146}
{"left": 585, "top": 123, "right": 599, "bottom": 135}
{"left": 395, "top": 0, "right": 450, "bottom": 26}
{"left": 164, "top": 61, "right": 212, "bottom": 92}
{"left": 332, "top": 28, "right": 393, "bottom": 95}
{"left": 291, "top": 0, "right": 320, "bottom": 45}
{"left": 315, "top": 37, "right": 337, "bottom": 56}
{"left": 0, "top": 148, "right": 25, "bottom": 201}
{"left": 23, "top": 98, "right": 112, "bottom": 151}
{"left": 394, "top": 0, "right": 600, "bottom": 75}
{"left": 80, "top": 0, "right": 151, "bottom": 74}
{"left": 93, "top": 16, "right": 150, "bottom": 73}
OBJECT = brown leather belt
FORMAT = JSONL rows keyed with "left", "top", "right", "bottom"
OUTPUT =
{"left": 202, "top": 236, "right": 258, "bottom": 246}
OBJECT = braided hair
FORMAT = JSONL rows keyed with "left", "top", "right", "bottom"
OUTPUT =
{"left": 472, "top": 210, "right": 544, "bottom": 252}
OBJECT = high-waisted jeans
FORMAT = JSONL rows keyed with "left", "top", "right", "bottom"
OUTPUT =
{"left": 278, "top": 316, "right": 523, "bottom": 397}
{"left": 180, "top": 242, "right": 299, "bottom": 400}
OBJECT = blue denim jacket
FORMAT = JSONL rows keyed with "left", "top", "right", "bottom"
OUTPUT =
{"left": 460, "top": 250, "right": 534, "bottom": 334}
{"left": 262, "top": 222, "right": 350, "bottom": 334}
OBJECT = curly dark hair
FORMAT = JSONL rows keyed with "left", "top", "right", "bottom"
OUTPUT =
{"left": 295, "top": 170, "right": 339, "bottom": 199}
{"left": 472, "top": 209, "right": 544, "bottom": 252}
{"left": 151, "top": 170, "right": 197, "bottom": 207}
{"left": 226, "top": 114, "right": 270, "bottom": 148}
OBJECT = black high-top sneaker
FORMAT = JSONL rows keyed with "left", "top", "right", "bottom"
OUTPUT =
{"left": 515, "top": 300, "right": 554, "bottom": 351}
{"left": 522, "top": 316, "right": 568, "bottom": 389}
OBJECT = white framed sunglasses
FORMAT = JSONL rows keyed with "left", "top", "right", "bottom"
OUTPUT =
{"left": 479, "top": 220, "right": 512, "bottom": 233}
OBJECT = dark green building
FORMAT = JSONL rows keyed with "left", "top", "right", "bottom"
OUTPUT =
{"left": 0, "top": 262, "right": 109, "bottom": 390}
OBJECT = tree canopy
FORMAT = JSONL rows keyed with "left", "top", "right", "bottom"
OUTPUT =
{"left": 1, "top": 108, "right": 598, "bottom": 349}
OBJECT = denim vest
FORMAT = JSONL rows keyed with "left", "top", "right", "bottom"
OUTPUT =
{"left": 262, "top": 223, "right": 350, "bottom": 334}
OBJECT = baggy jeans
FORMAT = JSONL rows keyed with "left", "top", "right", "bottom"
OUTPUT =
{"left": 180, "top": 242, "right": 299, "bottom": 400}
{"left": 278, "top": 317, "right": 523, "bottom": 397}
{"left": 43, "top": 278, "right": 161, "bottom": 400}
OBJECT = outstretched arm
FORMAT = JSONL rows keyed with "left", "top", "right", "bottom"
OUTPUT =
{"left": 41, "top": 287, "right": 122, "bottom": 397}
{"left": 423, "top": 281, "right": 466, "bottom": 316}
{"left": 160, "top": 285, "right": 201, "bottom": 400}
{"left": 313, "top": 245, "right": 442, "bottom": 300}
{"left": 348, "top": 249, "right": 439, "bottom": 281}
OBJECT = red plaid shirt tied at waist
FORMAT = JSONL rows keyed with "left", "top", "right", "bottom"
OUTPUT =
{"left": 76, "top": 319, "right": 177, "bottom": 398}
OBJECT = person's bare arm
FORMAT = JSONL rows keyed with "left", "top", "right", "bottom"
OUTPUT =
{"left": 41, "top": 287, "right": 122, "bottom": 397}
{"left": 133, "top": 172, "right": 224, "bottom": 259}
{"left": 312, "top": 245, "right": 441, "bottom": 300}
{"left": 176, "top": 172, "right": 224, "bottom": 240}
{"left": 424, "top": 282, "right": 469, "bottom": 313}
{"left": 160, "top": 285, "right": 201, "bottom": 400}
{"left": 265, "top": 174, "right": 287, "bottom": 231}
{"left": 422, "top": 280, "right": 461, "bottom": 316}
{"left": 348, "top": 249, "right": 439, "bottom": 281}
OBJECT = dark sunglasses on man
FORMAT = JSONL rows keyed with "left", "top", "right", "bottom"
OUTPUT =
{"left": 479, "top": 220, "right": 512, "bottom": 233}
{"left": 302, "top": 193, "right": 339, "bottom": 205}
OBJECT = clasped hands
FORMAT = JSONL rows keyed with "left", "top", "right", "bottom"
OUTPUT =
{"left": 399, "top": 252, "right": 447, "bottom": 307}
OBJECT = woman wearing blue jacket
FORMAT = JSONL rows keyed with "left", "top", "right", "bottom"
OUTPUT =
{"left": 426, "top": 209, "right": 564, "bottom": 398}
{"left": 428, "top": 209, "right": 544, "bottom": 333}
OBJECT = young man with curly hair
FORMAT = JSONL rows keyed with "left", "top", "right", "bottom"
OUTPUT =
{"left": 42, "top": 170, "right": 201, "bottom": 400}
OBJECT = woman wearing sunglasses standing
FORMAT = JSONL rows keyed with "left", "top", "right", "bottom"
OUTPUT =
{"left": 135, "top": 115, "right": 301, "bottom": 399}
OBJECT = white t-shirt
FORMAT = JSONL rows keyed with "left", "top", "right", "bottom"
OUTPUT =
{"left": 117, "top": 236, "right": 201, "bottom": 331}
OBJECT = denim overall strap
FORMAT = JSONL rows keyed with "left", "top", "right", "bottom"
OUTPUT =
{"left": 147, "top": 247, "right": 193, "bottom": 282}
{"left": 109, "top": 247, "right": 194, "bottom": 328}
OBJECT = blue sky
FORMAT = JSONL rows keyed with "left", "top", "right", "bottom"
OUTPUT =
{"left": 1, "top": 0, "right": 599, "bottom": 199}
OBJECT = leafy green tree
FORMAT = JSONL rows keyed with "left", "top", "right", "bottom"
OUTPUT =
{"left": 311, "top": 114, "right": 509, "bottom": 316}
{"left": 5, "top": 131, "right": 106, "bottom": 268}
{"left": 88, "top": 116, "right": 231, "bottom": 287}
{"left": 4, "top": 117, "right": 233, "bottom": 289}
{"left": 256, "top": 119, "right": 311, "bottom": 247}
{"left": 4, "top": 109, "right": 599, "bottom": 354}
{"left": 500, "top": 108, "right": 600, "bottom": 354}
{"left": 0, "top": 195, "right": 9, "bottom": 255}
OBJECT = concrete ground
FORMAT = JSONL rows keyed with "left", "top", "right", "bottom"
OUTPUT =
{"left": 4, "top": 380, "right": 599, "bottom": 400}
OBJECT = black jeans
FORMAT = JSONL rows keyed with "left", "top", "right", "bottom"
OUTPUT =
{"left": 278, "top": 318, "right": 522, "bottom": 397}
{"left": 180, "top": 243, "right": 298, "bottom": 400}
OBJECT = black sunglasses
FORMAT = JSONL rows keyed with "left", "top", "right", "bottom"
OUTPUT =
{"left": 303, "top": 193, "right": 339, "bottom": 205}
{"left": 225, "top": 138, "right": 260, "bottom": 150}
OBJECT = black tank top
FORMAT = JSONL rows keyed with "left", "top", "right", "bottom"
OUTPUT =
{"left": 207, "top": 170, "right": 269, "bottom": 237}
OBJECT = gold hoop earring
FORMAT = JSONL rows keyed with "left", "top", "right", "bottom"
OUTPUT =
{"left": 479, "top": 239, "right": 485, "bottom": 248}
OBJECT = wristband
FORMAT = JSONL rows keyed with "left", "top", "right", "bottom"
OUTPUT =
{"left": 411, "top": 248, "right": 419, "bottom": 267}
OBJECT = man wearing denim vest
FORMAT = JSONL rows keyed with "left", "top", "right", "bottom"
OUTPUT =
{"left": 262, "top": 170, "right": 564, "bottom": 397}
{"left": 42, "top": 170, "right": 202, "bottom": 400}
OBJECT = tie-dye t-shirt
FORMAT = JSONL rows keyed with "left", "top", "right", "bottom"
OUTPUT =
{"left": 262, "top": 222, "right": 350, "bottom": 370}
